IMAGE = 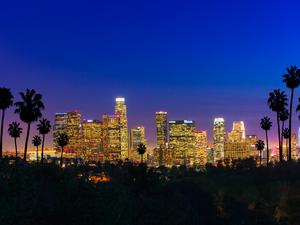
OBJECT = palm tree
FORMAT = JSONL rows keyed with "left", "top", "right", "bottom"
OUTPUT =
{"left": 255, "top": 140, "right": 265, "bottom": 166}
{"left": 0, "top": 88, "right": 14, "bottom": 159}
{"left": 8, "top": 122, "right": 22, "bottom": 159}
{"left": 282, "top": 128, "right": 290, "bottom": 160}
{"left": 279, "top": 109, "right": 289, "bottom": 151}
{"left": 260, "top": 117, "right": 272, "bottom": 165}
{"left": 32, "top": 135, "right": 41, "bottom": 162}
{"left": 37, "top": 118, "right": 51, "bottom": 164}
{"left": 57, "top": 133, "right": 69, "bottom": 168}
{"left": 14, "top": 89, "right": 44, "bottom": 161}
{"left": 137, "top": 143, "right": 147, "bottom": 163}
{"left": 268, "top": 89, "right": 288, "bottom": 163}
{"left": 283, "top": 66, "right": 300, "bottom": 161}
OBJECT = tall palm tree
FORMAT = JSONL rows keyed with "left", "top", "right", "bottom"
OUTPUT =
{"left": 32, "top": 135, "right": 41, "bottom": 162}
{"left": 268, "top": 89, "right": 288, "bottom": 163}
{"left": 137, "top": 143, "right": 147, "bottom": 164}
{"left": 8, "top": 122, "right": 22, "bottom": 159}
{"left": 279, "top": 109, "right": 289, "bottom": 150}
{"left": 0, "top": 88, "right": 14, "bottom": 159}
{"left": 255, "top": 140, "right": 265, "bottom": 166}
{"left": 260, "top": 117, "right": 272, "bottom": 165}
{"left": 283, "top": 66, "right": 300, "bottom": 161}
{"left": 14, "top": 89, "right": 44, "bottom": 161}
{"left": 37, "top": 118, "right": 51, "bottom": 164}
{"left": 282, "top": 128, "right": 290, "bottom": 160}
{"left": 57, "top": 133, "right": 69, "bottom": 168}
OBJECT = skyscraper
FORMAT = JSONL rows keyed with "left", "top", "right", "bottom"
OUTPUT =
{"left": 213, "top": 118, "right": 225, "bottom": 161}
{"left": 114, "top": 97, "right": 129, "bottom": 160}
{"left": 53, "top": 113, "right": 67, "bottom": 152}
{"left": 81, "top": 119, "right": 102, "bottom": 161}
{"left": 102, "top": 114, "right": 121, "bottom": 161}
{"left": 155, "top": 111, "right": 168, "bottom": 166}
{"left": 228, "top": 121, "right": 245, "bottom": 142}
{"left": 130, "top": 126, "right": 147, "bottom": 161}
{"left": 66, "top": 111, "right": 82, "bottom": 155}
{"left": 194, "top": 130, "right": 207, "bottom": 166}
{"left": 169, "top": 120, "right": 196, "bottom": 166}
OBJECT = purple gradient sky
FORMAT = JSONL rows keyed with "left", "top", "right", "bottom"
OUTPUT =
{"left": 1, "top": 0, "right": 300, "bottom": 151}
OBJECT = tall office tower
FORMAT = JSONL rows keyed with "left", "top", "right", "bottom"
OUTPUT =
{"left": 102, "top": 114, "right": 121, "bottom": 161}
{"left": 213, "top": 118, "right": 226, "bottom": 161}
{"left": 169, "top": 120, "right": 196, "bottom": 166}
{"left": 228, "top": 121, "right": 245, "bottom": 142}
{"left": 81, "top": 119, "right": 102, "bottom": 161}
{"left": 130, "top": 126, "right": 147, "bottom": 161}
{"left": 155, "top": 111, "right": 168, "bottom": 166}
{"left": 245, "top": 135, "right": 258, "bottom": 158}
{"left": 53, "top": 113, "right": 67, "bottom": 151}
{"left": 224, "top": 142, "right": 249, "bottom": 161}
{"left": 194, "top": 130, "right": 207, "bottom": 166}
{"left": 66, "top": 111, "right": 82, "bottom": 154}
{"left": 114, "top": 97, "right": 129, "bottom": 160}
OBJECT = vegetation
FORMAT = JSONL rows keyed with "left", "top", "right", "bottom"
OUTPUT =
{"left": 37, "top": 118, "right": 51, "bottom": 164}
{"left": 57, "top": 133, "right": 69, "bottom": 167}
{"left": 137, "top": 143, "right": 146, "bottom": 163}
{"left": 32, "top": 135, "right": 41, "bottom": 162}
{"left": 260, "top": 117, "right": 272, "bottom": 165}
{"left": 8, "top": 122, "right": 22, "bottom": 159}
{"left": 255, "top": 140, "right": 264, "bottom": 165}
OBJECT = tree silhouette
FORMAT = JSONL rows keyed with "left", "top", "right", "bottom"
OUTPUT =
{"left": 8, "top": 122, "right": 22, "bottom": 159}
{"left": 283, "top": 66, "right": 300, "bottom": 161}
{"left": 268, "top": 89, "right": 288, "bottom": 163}
{"left": 282, "top": 128, "right": 290, "bottom": 160}
{"left": 255, "top": 140, "right": 265, "bottom": 166}
{"left": 14, "top": 89, "right": 44, "bottom": 161}
{"left": 260, "top": 117, "right": 272, "bottom": 165}
{"left": 57, "top": 133, "right": 69, "bottom": 168}
{"left": 0, "top": 87, "right": 14, "bottom": 159}
{"left": 32, "top": 135, "right": 41, "bottom": 162}
{"left": 37, "top": 118, "right": 51, "bottom": 164}
{"left": 279, "top": 109, "right": 289, "bottom": 154}
{"left": 137, "top": 143, "right": 147, "bottom": 164}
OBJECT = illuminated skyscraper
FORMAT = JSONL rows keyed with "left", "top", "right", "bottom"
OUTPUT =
{"left": 81, "top": 119, "right": 102, "bottom": 161}
{"left": 114, "top": 97, "right": 129, "bottom": 160}
{"left": 213, "top": 118, "right": 225, "bottom": 161}
{"left": 102, "top": 114, "right": 121, "bottom": 161}
{"left": 155, "top": 111, "right": 168, "bottom": 165}
{"left": 298, "top": 127, "right": 300, "bottom": 147}
{"left": 224, "top": 142, "right": 249, "bottom": 160}
{"left": 228, "top": 121, "right": 245, "bottom": 142}
{"left": 169, "top": 120, "right": 196, "bottom": 166}
{"left": 194, "top": 130, "right": 207, "bottom": 166}
{"left": 245, "top": 135, "right": 258, "bottom": 158}
{"left": 66, "top": 111, "right": 82, "bottom": 154}
{"left": 130, "top": 126, "right": 147, "bottom": 161}
{"left": 53, "top": 113, "right": 67, "bottom": 152}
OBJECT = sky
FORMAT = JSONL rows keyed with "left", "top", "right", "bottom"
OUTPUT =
{"left": 1, "top": 0, "right": 300, "bottom": 151}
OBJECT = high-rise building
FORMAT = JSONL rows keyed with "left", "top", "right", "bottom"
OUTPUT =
{"left": 169, "top": 120, "right": 196, "bottom": 166}
{"left": 224, "top": 142, "right": 249, "bottom": 160}
{"left": 194, "top": 130, "right": 207, "bottom": 166}
{"left": 284, "top": 133, "right": 298, "bottom": 160}
{"left": 245, "top": 135, "right": 258, "bottom": 158}
{"left": 66, "top": 111, "right": 82, "bottom": 155}
{"left": 155, "top": 111, "right": 168, "bottom": 166}
{"left": 81, "top": 119, "right": 102, "bottom": 161}
{"left": 228, "top": 121, "right": 245, "bottom": 142}
{"left": 130, "top": 126, "right": 147, "bottom": 161}
{"left": 213, "top": 118, "right": 225, "bottom": 161}
{"left": 102, "top": 114, "right": 121, "bottom": 161}
{"left": 114, "top": 97, "right": 129, "bottom": 160}
{"left": 53, "top": 113, "right": 67, "bottom": 152}
{"left": 298, "top": 127, "right": 300, "bottom": 147}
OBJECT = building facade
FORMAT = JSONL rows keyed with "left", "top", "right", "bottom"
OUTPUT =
{"left": 155, "top": 111, "right": 168, "bottom": 166}
{"left": 194, "top": 130, "right": 207, "bottom": 166}
{"left": 213, "top": 118, "right": 225, "bottom": 161}
{"left": 130, "top": 126, "right": 147, "bottom": 161}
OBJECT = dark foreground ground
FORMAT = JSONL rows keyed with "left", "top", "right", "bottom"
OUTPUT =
{"left": 0, "top": 159, "right": 299, "bottom": 225}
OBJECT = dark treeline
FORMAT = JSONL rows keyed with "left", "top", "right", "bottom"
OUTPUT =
{"left": 0, "top": 159, "right": 299, "bottom": 225}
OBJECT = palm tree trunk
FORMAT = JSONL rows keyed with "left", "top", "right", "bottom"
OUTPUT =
{"left": 0, "top": 109, "right": 5, "bottom": 159}
{"left": 277, "top": 113, "right": 283, "bottom": 163}
{"left": 286, "top": 139, "right": 288, "bottom": 160}
{"left": 260, "top": 150, "right": 262, "bottom": 166}
{"left": 24, "top": 122, "right": 31, "bottom": 161}
{"left": 36, "top": 146, "right": 39, "bottom": 162}
{"left": 60, "top": 147, "right": 64, "bottom": 168}
{"left": 281, "top": 121, "right": 285, "bottom": 160}
{"left": 41, "top": 134, "right": 45, "bottom": 164}
{"left": 288, "top": 88, "right": 294, "bottom": 161}
{"left": 14, "top": 138, "right": 18, "bottom": 159}
{"left": 141, "top": 154, "right": 143, "bottom": 164}
{"left": 266, "top": 130, "right": 269, "bottom": 166}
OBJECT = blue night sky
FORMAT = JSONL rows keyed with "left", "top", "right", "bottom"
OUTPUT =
{"left": 1, "top": 0, "right": 300, "bottom": 150}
